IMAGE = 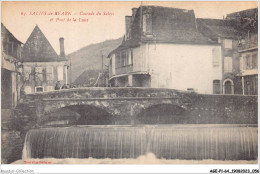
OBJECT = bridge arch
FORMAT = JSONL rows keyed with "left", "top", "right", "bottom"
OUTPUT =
{"left": 39, "top": 97, "right": 186, "bottom": 126}
{"left": 41, "top": 104, "right": 115, "bottom": 126}
{"left": 135, "top": 103, "right": 186, "bottom": 124}
{"left": 42, "top": 100, "right": 117, "bottom": 116}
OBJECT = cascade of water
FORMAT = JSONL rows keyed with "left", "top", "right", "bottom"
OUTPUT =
{"left": 22, "top": 133, "right": 30, "bottom": 159}
{"left": 22, "top": 125, "right": 258, "bottom": 160}
{"left": 23, "top": 126, "right": 147, "bottom": 159}
{"left": 149, "top": 125, "right": 258, "bottom": 160}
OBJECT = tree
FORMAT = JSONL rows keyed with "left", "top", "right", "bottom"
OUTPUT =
{"left": 18, "top": 63, "right": 46, "bottom": 100}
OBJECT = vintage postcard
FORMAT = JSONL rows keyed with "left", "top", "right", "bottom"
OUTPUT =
{"left": 1, "top": 1, "right": 258, "bottom": 173}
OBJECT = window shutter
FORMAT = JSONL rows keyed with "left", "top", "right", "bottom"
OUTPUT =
{"left": 57, "top": 66, "right": 63, "bottom": 81}
{"left": 42, "top": 67, "right": 46, "bottom": 81}
{"left": 46, "top": 66, "right": 54, "bottom": 81}
{"left": 35, "top": 67, "right": 43, "bottom": 81}
{"left": 224, "top": 57, "right": 232, "bottom": 73}
{"left": 224, "top": 39, "right": 232, "bottom": 49}
{"left": 252, "top": 54, "right": 257, "bottom": 69}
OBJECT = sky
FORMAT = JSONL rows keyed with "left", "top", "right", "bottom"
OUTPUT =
{"left": 2, "top": 1, "right": 258, "bottom": 54}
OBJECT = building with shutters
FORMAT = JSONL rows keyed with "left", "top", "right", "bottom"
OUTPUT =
{"left": 108, "top": 6, "right": 223, "bottom": 94}
{"left": 197, "top": 8, "right": 258, "bottom": 95}
{"left": 21, "top": 25, "right": 69, "bottom": 94}
{"left": 238, "top": 31, "right": 258, "bottom": 95}
{"left": 1, "top": 23, "right": 23, "bottom": 108}
{"left": 197, "top": 19, "right": 245, "bottom": 95}
{"left": 230, "top": 8, "right": 258, "bottom": 95}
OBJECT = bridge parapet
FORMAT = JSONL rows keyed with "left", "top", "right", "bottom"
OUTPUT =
{"left": 18, "top": 87, "right": 257, "bottom": 127}
{"left": 24, "top": 87, "right": 182, "bottom": 100}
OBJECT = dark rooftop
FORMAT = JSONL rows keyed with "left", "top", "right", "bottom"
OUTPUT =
{"left": 109, "top": 6, "right": 216, "bottom": 56}
{"left": 22, "top": 25, "right": 66, "bottom": 62}
{"left": 196, "top": 18, "right": 246, "bottom": 40}
{"left": 226, "top": 8, "right": 258, "bottom": 20}
{"left": 1, "top": 23, "right": 23, "bottom": 44}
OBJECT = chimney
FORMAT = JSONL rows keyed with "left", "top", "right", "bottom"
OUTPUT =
{"left": 132, "top": 8, "right": 138, "bottom": 20}
{"left": 125, "top": 16, "right": 132, "bottom": 39}
{"left": 59, "top": 37, "right": 65, "bottom": 58}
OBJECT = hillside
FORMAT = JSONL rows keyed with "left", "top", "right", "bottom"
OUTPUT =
{"left": 67, "top": 37, "right": 122, "bottom": 84}
{"left": 73, "top": 69, "right": 100, "bottom": 86}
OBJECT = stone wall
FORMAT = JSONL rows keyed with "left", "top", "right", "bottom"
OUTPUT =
{"left": 181, "top": 93, "right": 257, "bottom": 124}
{"left": 1, "top": 109, "right": 25, "bottom": 164}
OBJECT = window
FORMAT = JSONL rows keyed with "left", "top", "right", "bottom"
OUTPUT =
{"left": 252, "top": 54, "right": 258, "bottom": 69}
{"left": 121, "top": 51, "right": 128, "bottom": 66}
{"left": 35, "top": 86, "right": 43, "bottom": 92}
{"left": 128, "top": 50, "right": 132, "bottom": 65}
{"left": 130, "top": 49, "right": 133, "bottom": 65}
{"left": 143, "top": 15, "right": 147, "bottom": 33}
{"left": 126, "top": 51, "right": 129, "bottom": 66}
{"left": 240, "top": 56, "right": 244, "bottom": 71}
{"left": 46, "top": 66, "right": 54, "bottom": 81}
{"left": 57, "top": 66, "right": 63, "bottom": 81}
{"left": 213, "top": 80, "right": 220, "bottom": 94}
{"left": 35, "top": 66, "right": 43, "bottom": 81}
{"left": 224, "top": 57, "right": 232, "bottom": 73}
{"left": 143, "top": 13, "right": 152, "bottom": 34}
{"left": 23, "top": 66, "right": 32, "bottom": 79}
{"left": 115, "top": 50, "right": 133, "bottom": 68}
{"left": 246, "top": 55, "right": 251, "bottom": 69}
{"left": 42, "top": 68, "right": 46, "bottom": 81}
{"left": 212, "top": 48, "right": 220, "bottom": 66}
{"left": 224, "top": 39, "right": 232, "bottom": 49}
{"left": 115, "top": 53, "right": 120, "bottom": 68}
{"left": 187, "top": 88, "right": 195, "bottom": 92}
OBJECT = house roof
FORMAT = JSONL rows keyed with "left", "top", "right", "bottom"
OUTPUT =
{"left": 109, "top": 6, "right": 216, "bottom": 57}
{"left": 197, "top": 18, "right": 247, "bottom": 40}
{"left": 1, "top": 23, "right": 23, "bottom": 44}
{"left": 197, "top": 8, "right": 258, "bottom": 40}
{"left": 226, "top": 8, "right": 258, "bottom": 20}
{"left": 227, "top": 8, "right": 258, "bottom": 32}
{"left": 22, "top": 25, "right": 65, "bottom": 62}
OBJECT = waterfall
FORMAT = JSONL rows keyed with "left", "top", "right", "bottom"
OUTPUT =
{"left": 22, "top": 125, "right": 258, "bottom": 160}
{"left": 149, "top": 125, "right": 258, "bottom": 160}
{"left": 22, "top": 133, "right": 31, "bottom": 159}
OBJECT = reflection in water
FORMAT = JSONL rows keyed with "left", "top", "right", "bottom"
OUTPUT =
{"left": 22, "top": 125, "right": 258, "bottom": 160}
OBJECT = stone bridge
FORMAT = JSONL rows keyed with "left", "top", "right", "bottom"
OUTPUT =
{"left": 19, "top": 87, "right": 257, "bottom": 127}
{"left": 3, "top": 87, "right": 257, "bottom": 164}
